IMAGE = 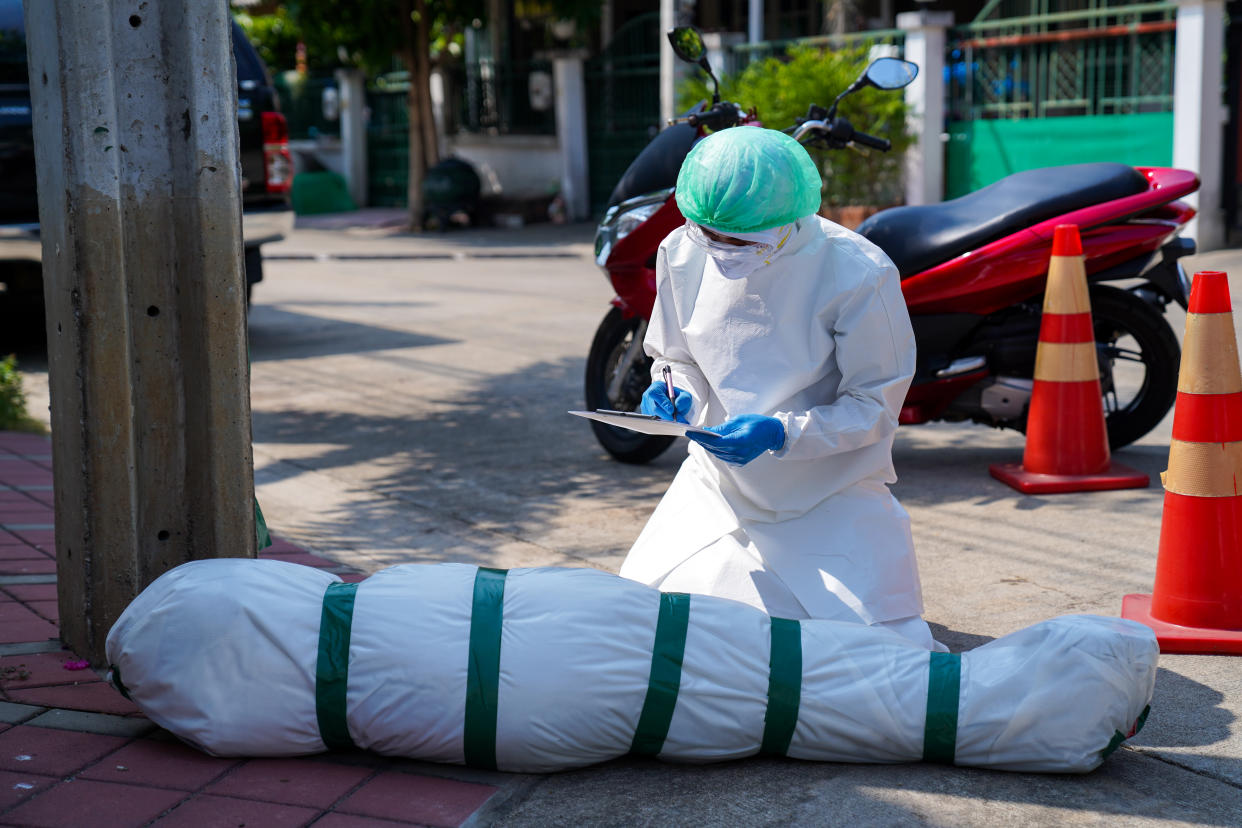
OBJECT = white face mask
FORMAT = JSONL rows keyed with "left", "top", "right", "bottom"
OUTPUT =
{"left": 684, "top": 221, "right": 795, "bottom": 279}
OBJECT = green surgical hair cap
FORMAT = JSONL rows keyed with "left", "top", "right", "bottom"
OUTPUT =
{"left": 675, "top": 127, "right": 822, "bottom": 234}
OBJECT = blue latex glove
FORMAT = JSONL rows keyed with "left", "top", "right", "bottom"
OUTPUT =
{"left": 640, "top": 381, "right": 694, "bottom": 423}
{"left": 689, "top": 414, "right": 785, "bottom": 465}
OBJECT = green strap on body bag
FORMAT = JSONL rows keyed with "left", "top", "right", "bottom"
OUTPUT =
{"left": 631, "top": 592, "right": 692, "bottom": 756}
{"left": 762, "top": 617, "right": 802, "bottom": 756}
{"left": 464, "top": 567, "right": 508, "bottom": 769}
{"left": 923, "top": 651, "right": 961, "bottom": 764}
{"left": 315, "top": 582, "right": 359, "bottom": 751}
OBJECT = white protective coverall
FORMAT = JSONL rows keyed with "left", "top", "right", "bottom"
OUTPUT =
{"left": 619, "top": 215, "right": 930, "bottom": 641}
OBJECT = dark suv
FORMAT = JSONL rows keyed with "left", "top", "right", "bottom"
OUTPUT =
{"left": 0, "top": 3, "right": 293, "bottom": 316}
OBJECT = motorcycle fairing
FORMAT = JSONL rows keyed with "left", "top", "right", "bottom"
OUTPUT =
{"left": 605, "top": 112, "right": 702, "bottom": 210}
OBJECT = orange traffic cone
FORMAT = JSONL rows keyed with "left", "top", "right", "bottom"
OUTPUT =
{"left": 990, "top": 224, "right": 1149, "bottom": 494}
{"left": 1122, "top": 270, "right": 1242, "bottom": 653}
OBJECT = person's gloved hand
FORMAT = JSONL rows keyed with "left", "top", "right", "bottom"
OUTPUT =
{"left": 689, "top": 414, "right": 785, "bottom": 465}
{"left": 640, "top": 381, "right": 694, "bottom": 423}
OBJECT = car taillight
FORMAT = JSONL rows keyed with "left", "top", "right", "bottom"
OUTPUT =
{"left": 261, "top": 111, "right": 292, "bottom": 194}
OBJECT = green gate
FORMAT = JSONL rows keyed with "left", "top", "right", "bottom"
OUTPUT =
{"left": 586, "top": 13, "right": 662, "bottom": 216}
{"left": 367, "top": 80, "right": 411, "bottom": 208}
{"left": 945, "top": 0, "right": 1177, "bottom": 198}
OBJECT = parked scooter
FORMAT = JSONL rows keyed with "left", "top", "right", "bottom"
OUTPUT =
{"left": 585, "top": 26, "right": 1196, "bottom": 464}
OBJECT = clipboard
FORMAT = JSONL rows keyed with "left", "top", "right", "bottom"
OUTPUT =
{"left": 569, "top": 409, "right": 714, "bottom": 437}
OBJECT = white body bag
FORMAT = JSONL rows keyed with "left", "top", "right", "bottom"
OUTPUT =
{"left": 105, "top": 559, "right": 1156, "bottom": 773}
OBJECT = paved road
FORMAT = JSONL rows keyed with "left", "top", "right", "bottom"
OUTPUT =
{"left": 12, "top": 222, "right": 1242, "bottom": 824}
{"left": 241, "top": 226, "right": 1242, "bottom": 825}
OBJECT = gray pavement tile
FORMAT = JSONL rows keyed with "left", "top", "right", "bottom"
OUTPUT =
{"left": 0, "top": 575, "right": 57, "bottom": 586}
{"left": 0, "top": 641, "right": 66, "bottom": 657}
{"left": 0, "top": 700, "right": 45, "bottom": 724}
{"left": 26, "top": 708, "right": 156, "bottom": 738}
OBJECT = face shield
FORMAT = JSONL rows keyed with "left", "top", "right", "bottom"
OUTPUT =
{"left": 684, "top": 221, "right": 796, "bottom": 279}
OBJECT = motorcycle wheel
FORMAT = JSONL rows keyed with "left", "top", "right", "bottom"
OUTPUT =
{"left": 584, "top": 307, "right": 676, "bottom": 464}
{"left": 1089, "top": 284, "right": 1180, "bottom": 450}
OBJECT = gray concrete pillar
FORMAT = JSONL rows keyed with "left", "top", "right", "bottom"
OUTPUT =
{"left": 1174, "top": 0, "right": 1227, "bottom": 251}
{"left": 336, "top": 68, "right": 369, "bottom": 208}
{"left": 25, "top": 0, "right": 256, "bottom": 663}
{"left": 898, "top": 10, "right": 953, "bottom": 206}
{"left": 660, "top": 0, "right": 677, "bottom": 127}
{"left": 554, "top": 55, "right": 591, "bottom": 221}
{"left": 659, "top": 0, "right": 695, "bottom": 127}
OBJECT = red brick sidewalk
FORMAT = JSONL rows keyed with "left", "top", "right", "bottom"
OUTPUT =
{"left": 0, "top": 432, "right": 511, "bottom": 827}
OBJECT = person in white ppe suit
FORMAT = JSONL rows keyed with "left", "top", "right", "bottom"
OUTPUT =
{"left": 618, "top": 126, "right": 942, "bottom": 651}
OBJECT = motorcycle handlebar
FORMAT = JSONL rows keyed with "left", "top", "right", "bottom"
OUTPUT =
{"left": 791, "top": 117, "right": 892, "bottom": 152}
{"left": 665, "top": 103, "right": 743, "bottom": 130}
{"left": 674, "top": 107, "right": 891, "bottom": 151}
{"left": 851, "top": 131, "right": 890, "bottom": 152}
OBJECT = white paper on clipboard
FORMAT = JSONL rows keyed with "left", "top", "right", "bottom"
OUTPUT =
{"left": 568, "top": 410, "right": 714, "bottom": 437}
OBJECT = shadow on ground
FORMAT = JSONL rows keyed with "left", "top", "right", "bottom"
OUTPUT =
{"left": 483, "top": 746, "right": 1242, "bottom": 826}
{"left": 248, "top": 305, "right": 455, "bottom": 362}
{"left": 251, "top": 352, "right": 682, "bottom": 565}
{"left": 891, "top": 421, "right": 1168, "bottom": 517}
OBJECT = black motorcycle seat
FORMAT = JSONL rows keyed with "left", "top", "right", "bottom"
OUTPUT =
{"left": 855, "top": 163, "right": 1149, "bottom": 278}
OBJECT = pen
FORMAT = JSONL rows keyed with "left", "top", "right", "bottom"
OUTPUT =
{"left": 662, "top": 364, "right": 675, "bottom": 419}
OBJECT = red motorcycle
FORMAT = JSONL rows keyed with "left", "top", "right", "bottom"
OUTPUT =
{"left": 585, "top": 27, "right": 1195, "bottom": 464}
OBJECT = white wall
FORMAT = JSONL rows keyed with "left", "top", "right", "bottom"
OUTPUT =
{"left": 444, "top": 133, "right": 562, "bottom": 198}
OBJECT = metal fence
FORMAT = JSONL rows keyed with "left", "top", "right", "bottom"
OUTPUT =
{"left": 586, "top": 12, "right": 661, "bottom": 214}
{"left": 947, "top": 1, "right": 1177, "bottom": 121}
{"left": 272, "top": 72, "right": 341, "bottom": 141}
{"left": 366, "top": 78, "right": 410, "bottom": 208}
{"left": 729, "top": 28, "right": 906, "bottom": 65}
{"left": 446, "top": 60, "right": 556, "bottom": 136}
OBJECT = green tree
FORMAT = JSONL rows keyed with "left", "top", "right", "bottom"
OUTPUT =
{"left": 0, "top": 355, "right": 41, "bottom": 433}
{"left": 679, "top": 45, "right": 913, "bottom": 208}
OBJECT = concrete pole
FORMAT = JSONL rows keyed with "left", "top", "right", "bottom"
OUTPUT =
{"left": 898, "top": 10, "right": 953, "bottom": 206}
{"left": 335, "top": 68, "right": 369, "bottom": 208}
{"left": 660, "top": 0, "right": 677, "bottom": 127}
{"left": 601, "top": 0, "right": 615, "bottom": 45}
{"left": 1174, "top": 0, "right": 1226, "bottom": 251}
{"left": 748, "top": 0, "right": 763, "bottom": 43}
{"left": 25, "top": 0, "right": 256, "bottom": 664}
{"left": 661, "top": 0, "right": 697, "bottom": 127}
{"left": 554, "top": 55, "right": 590, "bottom": 221}
{"left": 704, "top": 32, "right": 746, "bottom": 80}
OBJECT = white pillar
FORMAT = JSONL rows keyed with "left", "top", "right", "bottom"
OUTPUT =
{"left": 429, "top": 67, "right": 449, "bottom": 158}
{"left": 898, "top": 11, "right": 953, "bottom": 206}
{"left": 601, "top": 0, "right": 615, "bottom": 45}
{"left": 335, "top": 68, "right": 368, "bottom": 208}
{"left": 659, "top": 0, "right": 697, "bottom": 127}
{"left": 1174, "top": 0, "right": 1226, "bottom": 251}
{"left": 554, "top": 55, "right": 590, "bottom": 221}
{"left": 748, "top": 0, "right": 763, "bottom": 43}
{"left": 660, "top": 0, "right": 677, "bottom": 127}
{"left": 703, "top": 32, "right": 746, "bottom": 80}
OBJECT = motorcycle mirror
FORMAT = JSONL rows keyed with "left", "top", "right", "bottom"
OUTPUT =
{"left": 827, "top": 58, "right": 919, "bottom": 119}
{"left": 667, "top": 26, "right": 721, "bottom": 103}
{"left": 668, "top": 27, "right": 705, "bottom": 63}
{"left": 863, "top": 57, "right": 919, "bottom": 90}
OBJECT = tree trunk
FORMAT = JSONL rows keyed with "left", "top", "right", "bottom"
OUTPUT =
{"left": 400, "top": 0, "right": 424, "bottom": 231}
{"left": 415, "top": 0, "right": 438, "bottom": 170}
